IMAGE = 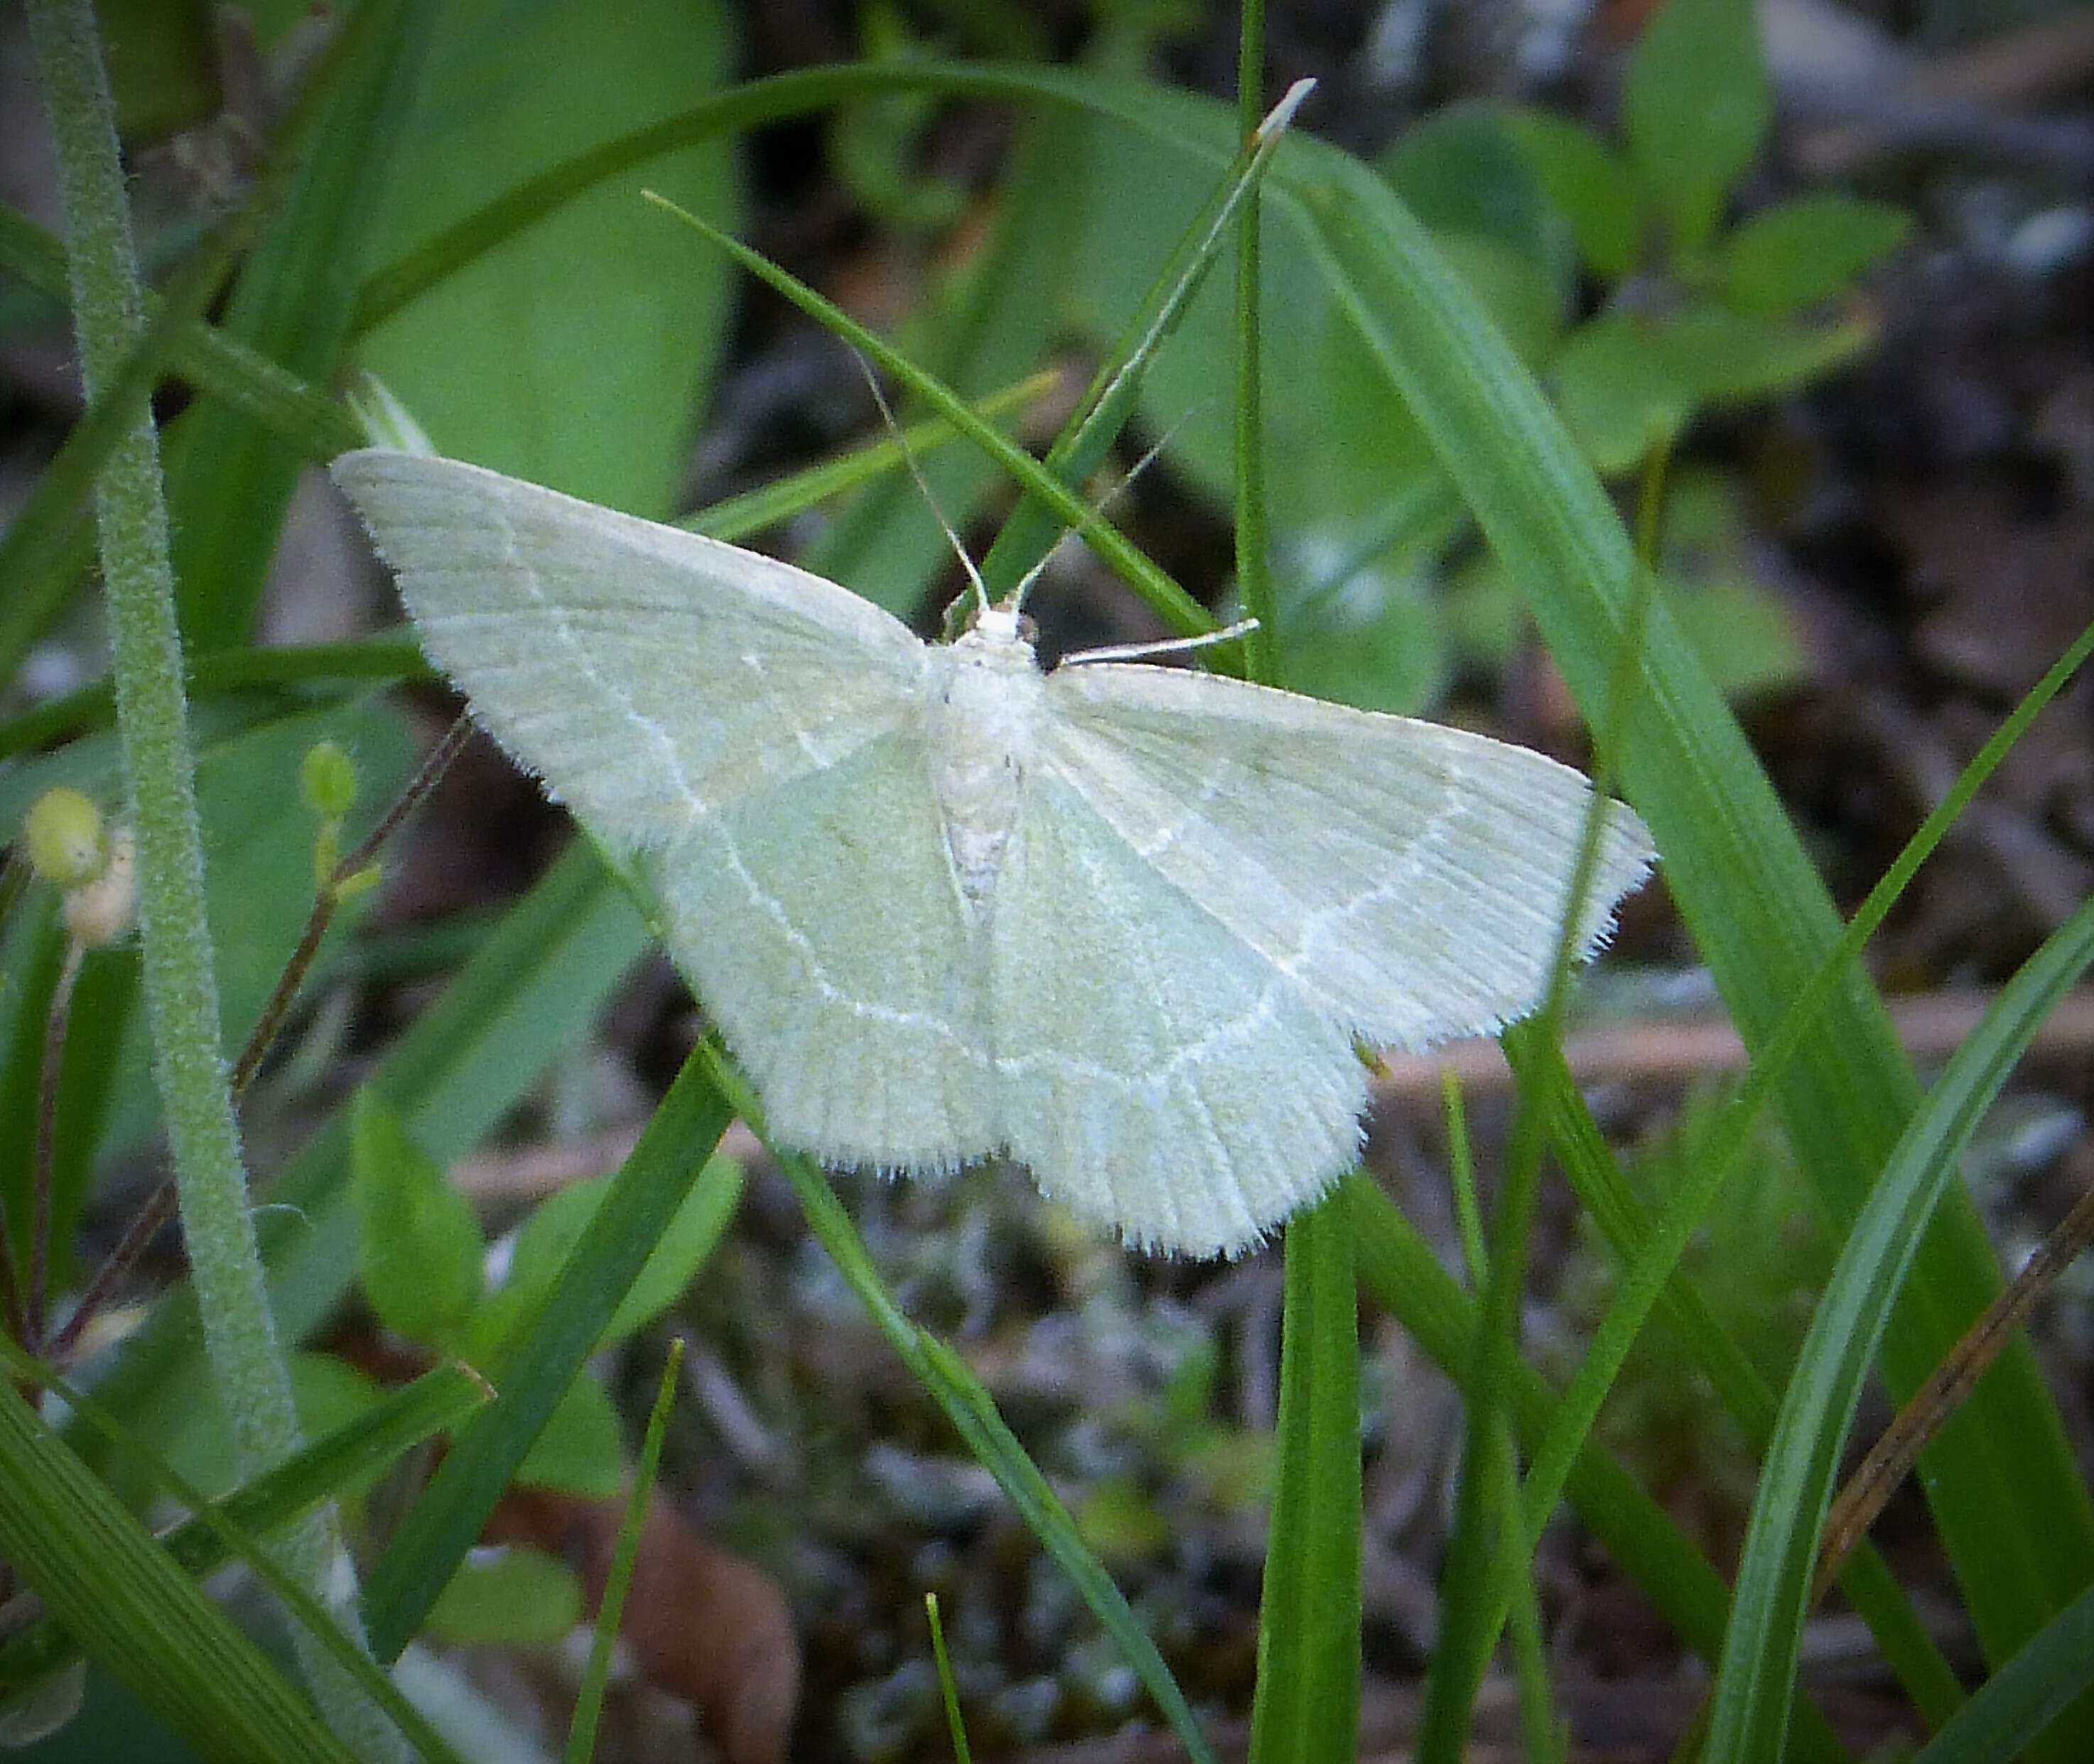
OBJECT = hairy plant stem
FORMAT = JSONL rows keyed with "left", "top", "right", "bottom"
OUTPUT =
{"left": 24, "top": 3, "right": 403, "bottom": 1755}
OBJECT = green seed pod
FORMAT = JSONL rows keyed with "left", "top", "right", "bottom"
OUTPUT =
{"left": 301, "top": 740, "right": 360, "bottom": 819}
{"left": 22, "top": 787, "right": 107, "bottom": 890}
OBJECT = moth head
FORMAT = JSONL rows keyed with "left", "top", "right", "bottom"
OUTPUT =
{"left": 968, "top": 600, "right": 1037, "bottom": 647}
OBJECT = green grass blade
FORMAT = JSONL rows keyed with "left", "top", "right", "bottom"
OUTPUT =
{"left": 1506, "top": 1037, "right": 1966, "bottom": 1724}
{"left": 973, "top": 79, "right": 1308, "bottom": 605}
{"left": 1707, "top": 893, "right": 2094, "bottom": 1761}
{"left": 0, "top": 1362, "right": 485, "bottom": 1700}
{"left": 0, "top": 201, "right": 362, "bottom": 462}
{"left": 1346, "top": 1175, "right": 1854, "bottom": 1764}
{"left": 1285, "top": 126, "right": 2094, "bottom": 1731}
{"left": 565, "top": 1340, "right": 681, "bottom": 1764}
{"left": 687, "top": 370, "right": 1055, "bottom": 541}
{"left": 0, "top": 1338, "right": 466, "bottom": 1763}
{"left": 75, "top": 842, "right": 649, "bottom": 1462}
{"left": 1509, "top": 619, "right": 2093, "bottom": 1714}
{"left": 0, "top": 1378, "right": 362, "bottom": 1764}
{"left": 1912, "top": 1585, "right": 2094, "bottom": 1764}
{"left": 159, "top": 0, "right": 431, "bottom": 648}
{"left": 703, "top": 1046, "right": 1219, "bottom": 1764}
{"left": 643, "top": 195, "right": 1214, "bottom": 641}
{"left": 1247, "top": 1194, "right": 1361, "bottom": 1764}
{"left": 362, "top": 1049, "right": 735, "bottom": 1660}
{"left": 924, "top": 1593, "right": 974, "bottom": 1764}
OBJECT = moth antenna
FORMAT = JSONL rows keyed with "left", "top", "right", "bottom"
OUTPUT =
{"left": 1010, "top": 403, "right": 1214, "bottom": 612}
{"left": 853, "top": 350, "right": 991, "bottom": 618}
{"left": 1063, "top": 617, "right": 1261, "bottom": 668}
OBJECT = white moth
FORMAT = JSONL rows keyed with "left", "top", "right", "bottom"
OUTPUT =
{"left": 335, "top": 450, "right": 1654, "bottom": 1257}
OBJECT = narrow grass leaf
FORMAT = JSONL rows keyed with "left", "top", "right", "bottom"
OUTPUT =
{"left": 0, "top": 1338, "right": 466, "bottom": 1763}
{"left": 1505, "top": 1036, "right": 1965, "bottom": 1724}
{"left": 362, "top": 1049, "right": 735, "bottom": 1660}
{"left": 1346, "top": 1176, "right": 1854, "bottom": 1764}
{"left": 1912, "top": 1584, "right": 2094, "bottom": 1764}
{"left": 1707, "top": 893, "right": 2094, "bottom": 1762}
{"left": 0, "top": 1378, "right": 361, "bottom": 1764}
{"left": 703, "top": 1047, "right": 1219, "bottom": 1764}
{"left": 565, "top": 1339, "right": 682, "bottom": 1764}
{"left": 1248, "top": 1194, "right": 1362, "bottom": 1764}
{"left": 1347, "top": 1176, "right": 1855, "bottom": 1762}
{"left": 0, "top": 1361, "right": 485, "bottom": 1700}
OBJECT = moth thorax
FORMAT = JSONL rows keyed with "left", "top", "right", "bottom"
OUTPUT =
{"left": 929, "top": 631, "right": 1045, "bottom": 919}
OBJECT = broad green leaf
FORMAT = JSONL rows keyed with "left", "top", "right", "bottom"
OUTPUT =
{"left": 352, "top": 1088, "right": 485, "bottom": 1347}
{"left": 516, "top": 1371, "right": 625, "bottom": 1499}
{"left": 1666, "top": 303, "right": 1876, "bottom": 404}
{"left": 1552, "top": 310, "right": 1698, "bottom": 472}
{"left": 1380, "top": 103, "right": 1567, "bottom": 283}
{"left": 357, "top": 0, "right": 741, "bottom": 516}
{"left": 1721, "top": 193, "right": 1911, "bottom": 318}
{"left": 1663, "top": 572, "right": 1810, "bottom": 700}
{"left": 1273, "top": 551, "right": 1448, "bottom": 714}
{"left": 1623, "top": 0, "right": 1771, "bottom": 254}
{"left": 1504, "top": 109, "right": 1642, "bottom": 281}
{"left": 426, "top": 1547, "right": 583, "bottom": 1649}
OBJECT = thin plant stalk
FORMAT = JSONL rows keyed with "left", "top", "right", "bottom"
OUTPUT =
{"left": 52, "top": 715, "right": 473, "bottom": 1364}
{"left": 1418, "top": 441, "right": 1668, "bottom": 1755}
{"left": 23, "top": 4, "right": 401, "bottom": 1753}
{"left": 1814, "top": 1174, "right": 2094, "bottom": 1601}
{"left": 28, "top": 937, "right": 85, "bottom": 1348}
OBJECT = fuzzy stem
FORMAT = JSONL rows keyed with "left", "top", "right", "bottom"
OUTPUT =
{"left": 24, "top": 4, "right": 403, "bottom": 1755}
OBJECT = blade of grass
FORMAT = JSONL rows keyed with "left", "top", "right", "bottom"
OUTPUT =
{"left": 1511, "top": 619, "right": 2094, "bottom": 1694}
{"left": 924, "top": 1594, "right": 973, "bottom": 1764}
{"left": 361, "top": 1047, "right": 735, "bottom": 1660}
{"left": 0, "top": 201, "right": 362, "bottom": 461}
{"left": 1344, "top": 1174, "right": 1852, "bottom": 1764}
{"left": 0, "top": 1361, "right": 486, "bottom": 1699}
{"left": 688, "top": 369, "right": 1057, "bottom": 541}
{"left": 158, "top": 0, "right": 431, "bottom": 648}
{"left": 73, "top": 840, "right": 651, "bottom": 1465}
{"left": 1287, "top": 118, "right": 2094, "bottom": 1738}
{"left": 1505, "top": 1034, "right": 1966, "bottom": 1725}
{"left": 1911, "top": 1585, "right": 2094, "bottom": 1764}
{"left": 0, "top": 1377, "right": 362, "bottom": 1764}
{"left": 974, "top": 77, "right": 1312, "bottom": 608}
{"left": 1419, "top": 444, "right": 1663, "bottom": 1762}
{"left": 702, "top": 1044, "right": 1220, "bottom": 1764}
{"left": 1442, "top": 1077, "right": 1563, "bottom": 1764}
{"left": 1231, "top": 28, "right": 1361, "bottom": 1764}
{"left": 0, "top": 1338, "right": 468, "bottom": 1764}
{"left": 1707, "top": 892, "right": 2094, "bottom": 1761}
{"left": 642, "top": 194, "right": 1216, "bottom": 642}
{"left": 1248, "top": 1195, "right": 1361, "bottom": 1764}
{"left": 563, "top": 1339, "right": 682, "bottom": 1764}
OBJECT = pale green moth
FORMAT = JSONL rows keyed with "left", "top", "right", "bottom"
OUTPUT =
{"left": 334, "top": 451, "right": 1653, "bottom": 1256}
